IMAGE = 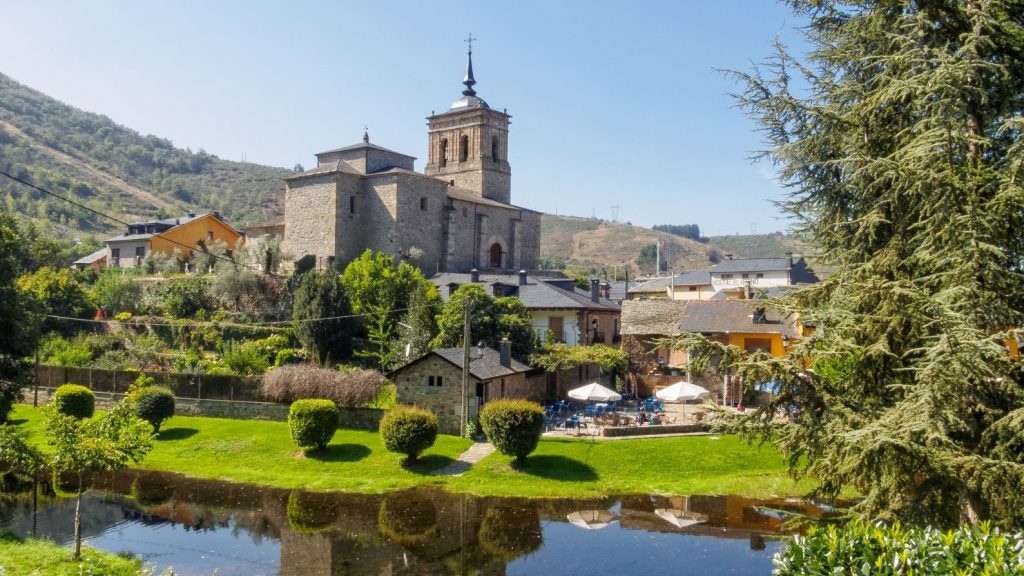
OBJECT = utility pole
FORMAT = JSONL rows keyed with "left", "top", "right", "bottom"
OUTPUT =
{"left": 655, "top": 240, "right": 661, "bottom": 277}
{"left": 461, "top": 298, "right": 472, "bottom": 437}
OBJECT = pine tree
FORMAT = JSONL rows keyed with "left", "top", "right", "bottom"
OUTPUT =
{"left": 729, "top": 1, "right": 1024, "bottom": 525}
{"left": 291, "top": 270, "right": 356, "bottom": 365}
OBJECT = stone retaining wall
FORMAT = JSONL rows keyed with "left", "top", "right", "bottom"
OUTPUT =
{"left": 600, "top": 423, "right": 708, "bottom": 437}
{"left": 26, "top": 387, "right": 384, "bottom": 430}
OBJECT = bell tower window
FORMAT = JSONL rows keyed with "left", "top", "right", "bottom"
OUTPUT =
{"left": 492, "top": 136, "right": 499, "bottom": 161}
{"left": 440, "top": 138, "right": 448, "bottom": 168}
{"left": 460, "top": 135, "right": 469, "bottom": 162}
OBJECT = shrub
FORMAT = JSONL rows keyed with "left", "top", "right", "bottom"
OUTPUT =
{"left": 220, "top": 340, "right": 270, "bottom": 376}
{"left": 0, "top": 379, "right": 21, "bottom": 423}
{"left": 52, "top": 384, "right": 94, "bottom": 419}
{"left": 774, "top": 521, "right": 1024, "bottom": 575}
{"left": 273, "top": 348, "right": 306, "bottom": 366}
{"left": 288, "top": 399, "right": 339, "bottom": 451}
{"left": 157, "top": 277, "right": 211, "bottom": 318}
{"left": 478, "top": 399, "right": 544, "bottom": 463}
{"left": 379, "top": 405, "right": 437, "bottom": 462}
{"left": 131, "top": 386, "right": 175, "bottom": 433}
{"left": 261, "top": 364, "right": 384, "bottom": 407}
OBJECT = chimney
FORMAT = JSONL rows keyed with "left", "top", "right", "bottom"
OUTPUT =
{"left": 499, "top": 338, "right": 512, "bottom": 368}
{"left": 753, "top": 308, "right": 765, "bottom": 324}
{"left": 188, "top": 212, "right": 196, "bottom": 218}
{"left": 470, "top": 268, "right": 479, "bottom": 283}
{"left": 602, "top": 282, "right": 611, "bottom": 299}
{"left": 725, "top": 253, "right": 733, "bottom": 260}
{"left": 744, "top": 281, "right": 752, "bottom": 300}
{"left": 590, "top": 278, "right": 600, "bottom": 303}
{"left": 213, "top": 211, "right": 221, "bottom": 220}
{"left": 518, "top": 269, "right": 527, "bottom": 286}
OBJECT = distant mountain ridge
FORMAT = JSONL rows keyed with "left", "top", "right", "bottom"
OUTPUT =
{"left": 0, "top": 72, "right": 290, "bottom": 236}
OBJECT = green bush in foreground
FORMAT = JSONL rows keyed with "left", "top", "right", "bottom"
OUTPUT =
{"left": 288, "top": 399, "right": 339, "bottom": 451}
{"left": 52, "top": 384, "right": 94, "bottom": 419}
{"left": 774, "top": 520, "right": 1024, "bottom": 575}
{"left": 379, "top": 405, "right": 437, "bottom": 462}
{"left": 131, "top": 386, "right": 175, "bottom": 432}
{"left": 479, "top": 399, "right": 544, "bottom": 464}
{"left": 0, "top": 532, "right": 144, "bottom": 575}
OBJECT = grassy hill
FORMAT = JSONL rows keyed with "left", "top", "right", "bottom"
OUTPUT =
{"left": 0, "top": 73, "right": 291, "bottom": 237}
{"left": 540, "top": 214, "right": 717, "bottom": 276}
{"left": 707, "top": 232, "right": 814, "bottom": 259}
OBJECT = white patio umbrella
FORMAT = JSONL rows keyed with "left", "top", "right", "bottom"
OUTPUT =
{"left": 654, "top": 508, "right": 708, "bottom": 529}
{"left": 566, "top": 509, "right": 618, "bottom": 530}
{"left": 567, "top": 382, "right": 622, "bottom": 402}
{"left": 655, "top": 381, "right": 711, "bottom": 403}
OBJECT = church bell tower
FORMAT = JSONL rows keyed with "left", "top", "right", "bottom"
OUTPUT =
{"left": 425, "top": 37, "right": 512, "bottom": 204}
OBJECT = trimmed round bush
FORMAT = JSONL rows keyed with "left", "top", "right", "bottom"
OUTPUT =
{"left": 288, "top": 399, "right": 339, "bottom": 451}
{"left": 479, "top": 399, "right": 544, "bottom": 464}
{"left": 132, "top": 386, "right": 176, "bottom": 433}
{"left": 52, "top": 384, "right": 94, "bottom": 419}
{"left": 379, "top": 405, "right": 438, "bottom": 462}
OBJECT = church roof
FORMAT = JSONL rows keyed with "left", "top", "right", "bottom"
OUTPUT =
{"left": 446, "top": 187, "right": 538, "bottom": 212}
{"left": 286, "top": 160, "right": 362, "bottom": 180}
{"left": 430, "top": 272, "right": 620, "bottom": 312}
{"left": 316, "top": 142, "right": 416, "bottom": 159}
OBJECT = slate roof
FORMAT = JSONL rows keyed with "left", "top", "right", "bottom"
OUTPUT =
{"left": 107, "top": 233, "right": 157, "bottom": 242}
{"left": 393, "top": 347, "right": 533, "bottom": 381}
{"left": 628, "top": 270, "right": 712, "bottom": 293}
{"left": 286, "top": 160, "right": 361, "bottom": 180}
{"left": 429, "top": 273, "right": 620, "bottom": 312}
{"left": 621, "top": 299, "right": 799, "bottom": 338}
{"left": 317, "top": 142, "right": 416, "bottom": 159}
{"left": 711, "top": 258, "right": 791, "bottom": 273}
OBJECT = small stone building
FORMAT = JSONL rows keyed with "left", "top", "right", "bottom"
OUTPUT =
{"left": 282, "top": 46, "right": 541, "bottom": 275}
{"left": 390, "top": 340, "right": 541, "bottom": 435}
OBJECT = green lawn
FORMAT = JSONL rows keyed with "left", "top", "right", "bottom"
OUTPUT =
{"left": 0, "top": 533, "right": 144, "bottom": 576}
{"left": 7, "top": 403, "right": 811, "bottom": 498}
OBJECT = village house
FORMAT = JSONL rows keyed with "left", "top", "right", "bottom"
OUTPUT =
{"left": 627, "top": 255, "right": 818, "bottom": 301}
{"left": 74, "top": 212, "right": 242, "bottom": 270}
{"left": 620, "top": 298, "right": 803, "bottom": 402}
{"left": 390, "top": 339, "right": 541, "bottom": 435}
{"left": 430, "top": 270, "right": 621, "bottom": 346}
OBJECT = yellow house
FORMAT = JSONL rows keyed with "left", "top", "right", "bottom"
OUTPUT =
{"left": 104, "top": 212, "right": 242, "bottom": 268}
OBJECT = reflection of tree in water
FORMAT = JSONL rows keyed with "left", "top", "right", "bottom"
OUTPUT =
{"left": 131, "top": 471, "right": 175, "bottom": 507}
{"left": 478, "top": 502, "right": 542, "bottom": 562}
{"left": 51, "top": 470, "right": 92, "bottom": 498}
{"left": 377, "top": 490, "right": 437, "bottom": 548}
{"left": 286, "top": 490, "right": 338, "bottom": 535}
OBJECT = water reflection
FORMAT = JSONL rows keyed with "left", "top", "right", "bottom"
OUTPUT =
{"left": 0, "top": 471, "right": 839, "bottom": 575}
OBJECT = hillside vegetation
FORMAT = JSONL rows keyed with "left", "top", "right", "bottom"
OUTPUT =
{"left": 540, "top": 214, "right": 716, "bottom": 276}
{"left": 0, "top": 73, "right": 290, "bottom": 236}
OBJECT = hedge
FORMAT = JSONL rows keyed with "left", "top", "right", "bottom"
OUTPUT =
{"left": 288, "top": 399, "right": 339, "bottom": 451}
{"left": 479, "top": 399, "right": 545, "bottom": 463}
{"left": 52, "top": 384, "right": 95, "bottom": 419}
{"left": 379, "top": 405, "right": 437, "bottom": 462}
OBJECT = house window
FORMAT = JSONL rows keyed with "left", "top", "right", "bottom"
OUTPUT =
{"left": 721, "top": 274, "right": 733, "bottom": 280}
{"left": 689, "top": 286, "right": 697, "bottom": 292}
{"left": 500, "top": 378, "right": 506, "bottom": 398}
{"left": 349, "top": 196, "right": 355, "bottom": 214}
{"left": 756, "top": 273, "right": 764, "bottom": 278}
{"left": 459, "top": 135, "right": 469, "bottom": 162}
{"left": 135, "top": 246, "right": 145, "bottom": 257}
{"left": 420, "top": 197, "right": 428, "bottom": 211}
{"left": 742, "top": 273, "right": 749, "bottom": 279}
{"left": 111, "top": 248, "right": 120, "bottom": 266}
{"left": 208, "top": 231, "right": 214, "bottom": 240}
{"left": 548, "top": 316, "right": 564, "bottom": 343}
{"left": 440, "top": 138, "right": 448, "bottom": 167}
{"left": 426, "top": 375, "right": 444, "bottom": 387}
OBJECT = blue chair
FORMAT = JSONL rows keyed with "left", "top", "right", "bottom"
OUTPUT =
{"left": 606, "top": 401, "right": 617, "bottom": 413}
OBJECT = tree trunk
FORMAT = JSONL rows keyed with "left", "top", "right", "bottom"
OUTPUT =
{"left": 73, "top": 482, "right": 82, "bottom": 559}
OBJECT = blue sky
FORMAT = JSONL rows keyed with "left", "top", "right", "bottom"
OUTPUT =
{"left": 0, "top": 1, "right": 809, "bottom": 236}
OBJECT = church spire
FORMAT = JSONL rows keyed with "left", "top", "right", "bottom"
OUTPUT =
{"left": 462, "top": 33, "right": 477, "bottom": 97}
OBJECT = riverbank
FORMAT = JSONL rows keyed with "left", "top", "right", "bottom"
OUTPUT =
{"left": 8, "top": 404, "right": 812, "bottom": 498}
{"left": 0, "top": 533, "right": 145, "bottom": 575}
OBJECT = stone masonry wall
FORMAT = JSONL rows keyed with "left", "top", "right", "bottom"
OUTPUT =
{"left": 393, "top": 174, "right": 449, "bottom": 275}
{"left": 394, "top": 355, "right": 468, "bottom": 435}
{"left": 283, "top": 174, "right": 337, "bottom": 262}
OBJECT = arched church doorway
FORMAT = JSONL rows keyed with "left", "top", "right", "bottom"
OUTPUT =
{"left": 489, "top": 243, "right": 503, "bottom": 269}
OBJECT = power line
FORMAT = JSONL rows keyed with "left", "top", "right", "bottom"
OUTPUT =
{"left": 0, "top": 168, "right": 283, "bottom": 279}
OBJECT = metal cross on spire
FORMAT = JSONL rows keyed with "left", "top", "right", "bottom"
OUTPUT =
{"left": 465, "top": 33, "right": 476, "bottom": 53}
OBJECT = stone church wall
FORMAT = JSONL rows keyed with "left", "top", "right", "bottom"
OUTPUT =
{"left": 333, "top": 173, "right": 367, "bottom": 265}
{"left": 393, "top": 175, "right": 448, "bottom": 275}
{"left": 283, "top": 174, "right": 337, "bottom": 263}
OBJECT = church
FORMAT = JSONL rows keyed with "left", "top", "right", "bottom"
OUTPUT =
{"left": 281, "top": 45, "right": 541, "bottom": 274}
